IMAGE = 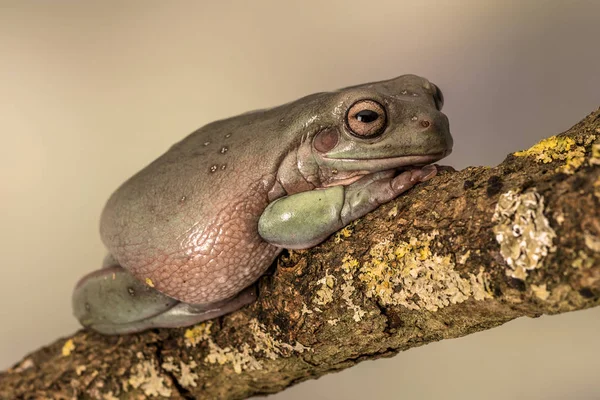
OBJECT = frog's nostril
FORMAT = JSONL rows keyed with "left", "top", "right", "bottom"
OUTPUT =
{"left": 420, "top": 120, "right": 431, "bottom": 128}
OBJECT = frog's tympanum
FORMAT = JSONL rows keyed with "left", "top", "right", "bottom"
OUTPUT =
{"left": 73, "top": 75, "right": 453, "bottom": 334}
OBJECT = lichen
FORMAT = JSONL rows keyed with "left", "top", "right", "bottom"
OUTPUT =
{"left": 128, "top": 352, "right": 172, "bottom": 398}
{"left": 340, "top": 255, "right": 366, "bottom": 321}
{"left": 334, "top": 221, "right": 356, "bottom": 243}
{"left": 572, "top": 250, "right": 594, "bottom": 269}
{"left": 145, "top": 278, "right": 155, "bottom": 287}
{"left": 183, "top": 319, "right": 310, "bottom": 374}
{"left": 178, "top": 361, "right": 199, "bottom": 388}
{"left": 584, "top": 232, "right": 600, "bottom": 252}
{"left": 594, "top": 176, "right": 600, "bottom": 199}
{"left": 357, "top": 232, "right": 492, "bottom": 311}
{"left": 313, "top": 270, "right": 336, "bottom": 306}
{"left": 61, "top": 339, "right": 75, "bottom": 356}
{"left": 513, "top": 134, "right": 597, "bottom": 174}
{"left": 589, "top": 143, "right": 600, "bottom": 166}
{"left": 531, "top": 284, "right": 550, "bottom": 301}
{"left": 13, "top": 358, "right": 34, "bottom": 372}
{"left": 184, "top": 321, "right": 213, "bottom": 347}
{"left": 300, "top": 303, "right": 313, "bottom": 315}
{"left": 457, "top": 250, "right": 471, "bottom": 265}
{"left": 161, "top": 357, "right": 199, "bottom": 388}
{"left": 492, "top": 190, "right": 556, "bottom": 280}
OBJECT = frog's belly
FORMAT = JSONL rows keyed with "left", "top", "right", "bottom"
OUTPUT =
{"left": 104, "top": 177, "right": 282, "bottom": 304}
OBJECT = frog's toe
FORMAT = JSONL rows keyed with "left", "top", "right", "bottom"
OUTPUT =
{"left": 72, "top": 266, "right": 257, "bottom": 334}
{"left": 72, "top": 266, "right": 179, "bottom": 333}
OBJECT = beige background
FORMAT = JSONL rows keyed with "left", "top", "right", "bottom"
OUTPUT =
{"left": 1, "top": 1, "right": 599, "bottom": 399}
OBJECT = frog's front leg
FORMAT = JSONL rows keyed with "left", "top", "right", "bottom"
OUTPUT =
{"left": 258, "top": 165, "right": 436, "bottom": 249}
{"left": 72, "top": 265, "right": 256, "bottom": 335}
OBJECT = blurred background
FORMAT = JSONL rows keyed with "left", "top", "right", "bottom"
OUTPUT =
{"left": 1, "top": 1, "right": 599, "bottom": 399}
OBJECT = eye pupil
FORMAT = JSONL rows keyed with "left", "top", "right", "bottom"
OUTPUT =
{"left": 355, "top": 110, "right": 379, "bottom": 123}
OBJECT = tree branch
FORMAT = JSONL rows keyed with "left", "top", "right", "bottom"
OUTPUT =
{"left": 2, "top": 109, "right": 600, "bottom": 400}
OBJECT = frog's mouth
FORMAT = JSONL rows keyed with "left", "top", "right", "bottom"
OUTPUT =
{"left": 322, "top": 151, "right": 449, "bottom": 170}
{"left": 319, "top": 151, "right": 450, "bottom": 187}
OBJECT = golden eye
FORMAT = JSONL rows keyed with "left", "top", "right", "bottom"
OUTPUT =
{"left": 346, "top": 100, "right": 387, "bottom": 138}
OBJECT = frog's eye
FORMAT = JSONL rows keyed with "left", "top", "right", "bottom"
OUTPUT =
{"left": 346, "top": 100, "right": 387, "bottom": 138}
{"left": 432, "top": 84, "right": 444, "bottom": 110}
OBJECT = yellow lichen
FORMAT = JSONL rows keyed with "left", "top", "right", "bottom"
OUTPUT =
{"left": 358, "top": 232, "right": 491, "bottom": 311}
{"left": 61, "top": 339, "right": 75, "bottom": 356}
{"left": 334, "top": 224, "right": 355, "bottom": 243}
{"left": 492, "top": 190, "right": 557, "bottom": 280}
{"left": 145, "top": 277, "right": 155, "bottom": 287}
{"left": 513, "top": 134, "right": 597, "bottom": 174}
{"left": 184, "top": 322, "right": 212, "bottom": 347}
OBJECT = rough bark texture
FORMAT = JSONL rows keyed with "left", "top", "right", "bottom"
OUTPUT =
{"left": 2, "top": 109, "right": 600, "bottom": 400}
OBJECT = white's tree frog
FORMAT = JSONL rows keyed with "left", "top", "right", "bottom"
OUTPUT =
{"left": 72, "top": 75, "right": 452, "bottom": 334}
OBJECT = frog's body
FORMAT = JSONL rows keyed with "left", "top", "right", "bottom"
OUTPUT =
{"left": 73, "top": 75, "right": 453, "bottom": 334}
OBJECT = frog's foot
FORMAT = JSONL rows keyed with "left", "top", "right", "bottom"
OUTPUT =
{"left": 72, "top": 266, "right": 256, "bottom": 335}
{"left": 259, "top": 165, "right": 437, "bottom": 249}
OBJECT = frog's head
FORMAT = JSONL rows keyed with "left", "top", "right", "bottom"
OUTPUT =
{"left": 309, "top": 74, "right": 453, "bottom": 186}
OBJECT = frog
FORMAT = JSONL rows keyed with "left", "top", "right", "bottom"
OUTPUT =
{"left": 72, "top": 74, "right": 453, "bottom": 335}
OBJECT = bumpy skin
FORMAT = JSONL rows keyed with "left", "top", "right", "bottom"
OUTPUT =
{"left": 72, "top": 74, "right": 453, "bottom": 334}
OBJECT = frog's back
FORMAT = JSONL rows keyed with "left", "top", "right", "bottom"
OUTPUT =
{"left": 99, "top": 107, "right": 305, "bottom": 304}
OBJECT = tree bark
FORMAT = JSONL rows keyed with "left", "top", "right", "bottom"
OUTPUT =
{"left": 2, "top": 109, "right": 600, "bottom": 400}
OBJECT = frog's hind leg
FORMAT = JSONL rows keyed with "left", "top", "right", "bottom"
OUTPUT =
{"left": 72, "top": 266, "right": 256, "bottom": 335}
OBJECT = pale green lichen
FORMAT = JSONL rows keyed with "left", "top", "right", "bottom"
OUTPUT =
{"left": 584, "top": 232, "right": 600, "bottom": 252}
{"left": 340, "top": 255, "right": 366, "bottom": 321}
{"left": 183, "top": 319, "right": 310, "bottom": 374}
{"left": 357, "top": 232, "right": 492, "bottom": 311}
{"left": 128, "top": 352, "right": 172, "bottom": 398}
{"left": 300, "top": 303, "right": 313, "bottom": 315}
{"left": 589, "top": 143, "right": 600, "bottom": 166}
{"left": 492, "top": 190, "right": 556, "bottom": 280}
{"left": 457, "top": 250, "right": 471, "bottom": 265}
{"left": 572, "top": 250, "right": 594, "bottom": 269}
{"left": 102, "top": 391, "right": 119, "bottom": 400}
{"left": 531, "top": 284, "right": 550, "bottom": 301}
{"left": 313, "top": 270, "right": 336, "bottom": 306}
{"left": 13, "top": 358, "right": 34, "bottom": 373}
{"left": 513, "top": 134, "right": 597, "bottom": 174}
{"left": 161, "top": 357, "right": 199, "bottom": 389}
